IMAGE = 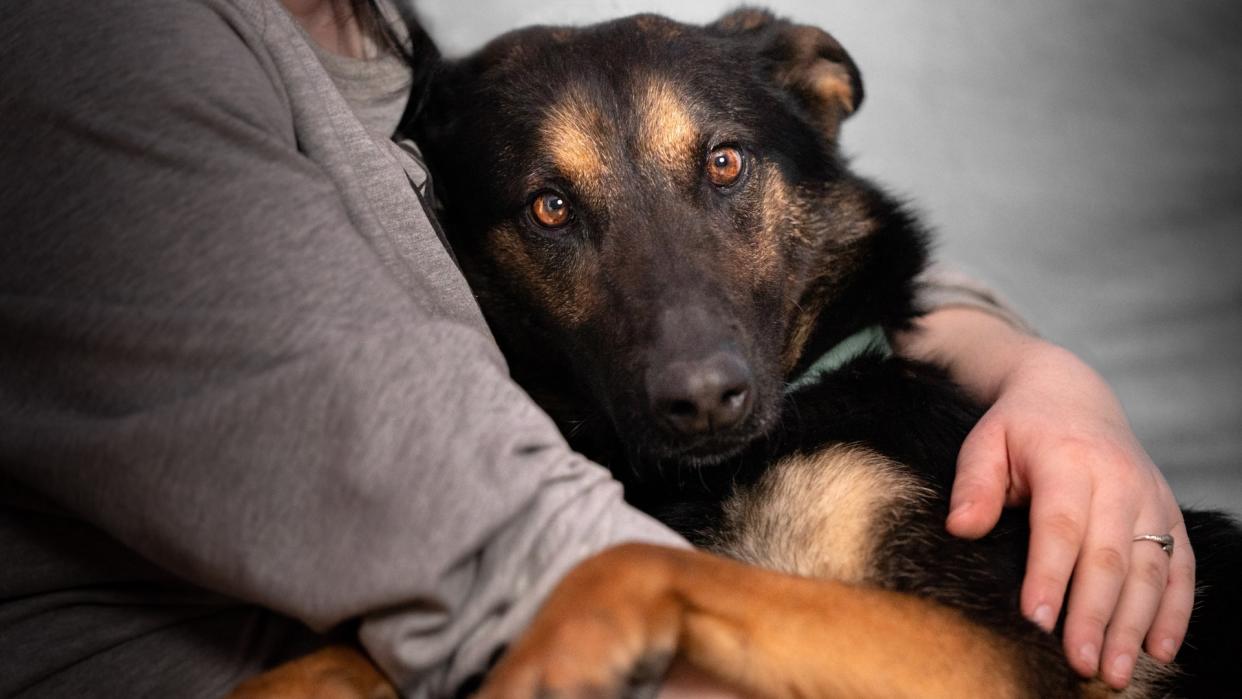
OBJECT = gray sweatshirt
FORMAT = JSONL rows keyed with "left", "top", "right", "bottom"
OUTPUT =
{"left": 0, "top": 1, "right": 683, "bottom": 697}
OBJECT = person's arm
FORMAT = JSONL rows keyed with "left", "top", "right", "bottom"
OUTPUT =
{"left": 895, "top": 297, "right": 1194, "bottom": 690}
{"left": 0, "top": 2, "right": 684, "bottom": 696}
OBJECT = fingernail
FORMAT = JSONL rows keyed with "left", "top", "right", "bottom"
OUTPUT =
{"left": 1031, "top": 604, "right": 1054, "bottom": 631}
{"left": 1160, "top": 638, "right": 1178, "bottom": 660}
{"left": 950, "top": 501, "right": 973, "bottom": 519}
{"left": 1110, "top": 654, "right": 1133, "bottom": 682}
{"left": 1079, "top": 643, "right": 1098, "bottom": 672}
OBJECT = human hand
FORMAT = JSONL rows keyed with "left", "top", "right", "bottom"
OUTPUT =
{"left": 946, "top": 340, "right": 1194, "bottom": 689}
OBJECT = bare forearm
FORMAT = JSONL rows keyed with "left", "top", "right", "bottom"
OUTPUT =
{"left": 895, "top": 306, "right": 1045, "bottom": 404}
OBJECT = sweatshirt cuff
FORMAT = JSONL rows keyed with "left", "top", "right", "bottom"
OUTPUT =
{"left": 914, "top": 262, "right": 1038, "bottom": 336}
{"left": 359, "top": 457, "right": 686, "bottom": 697}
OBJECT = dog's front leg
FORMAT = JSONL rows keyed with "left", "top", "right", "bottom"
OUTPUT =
{"left": 478, "top": 542, "right": 1030, "bottom": 699}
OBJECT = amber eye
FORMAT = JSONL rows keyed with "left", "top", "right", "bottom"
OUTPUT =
{"left": 706, "top": 145, "right": 744, "bottom": 187}
{"left": 530, "top": 191, "right": 572, "bottom": 229}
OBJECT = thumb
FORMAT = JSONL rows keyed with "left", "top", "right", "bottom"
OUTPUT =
{"left": 947, "top": 413, "right": 1010, "bottom": 539}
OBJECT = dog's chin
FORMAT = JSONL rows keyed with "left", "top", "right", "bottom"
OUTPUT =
{"left": 660, "top": 439, "right": 750, "bottom": 468}
{"left": 624, "top": 414, "right": 772, "bottom": 468}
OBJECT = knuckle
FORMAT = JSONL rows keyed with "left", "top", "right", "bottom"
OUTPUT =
{"left": 1114, "top": 472, "right": 1144, "bottom": 494}
{"left": 1074, "top": 608, "right": 1113, "bottom": 633}
{"left": 1027, "top": 570, "right": 1069, "bottom": 596}
{"left": 1108, "top": 622, "right": 1149, "bottom": 648}
{"left": 1053, "top": 437, "right": 1140, "bottom": 482}
{"left": 1041, "top": 512, "right": 1085, "bottom": 548}
{"left": 1087, "top": 545, "right": 1127, "bottom": 577}
{"left": 1050, "top": 436, "right": 1101, "bottom": 469}
{"left": 1103, "top": 463, "right": 1143, "bottom": 492}
{"left": 1134, "top": 558, "right": 1169, "bottom": 591}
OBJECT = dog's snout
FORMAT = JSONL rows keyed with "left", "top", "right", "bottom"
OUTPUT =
{"left": 647, "top": 351, "right": 754, "bottom": 436}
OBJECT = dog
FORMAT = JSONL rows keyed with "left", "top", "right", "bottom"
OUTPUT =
{"left": 406, "top": 9, "right": 1242, "bottom": 697}
{"left": 233, "top": 9, "right": 1241, "bottom": 698}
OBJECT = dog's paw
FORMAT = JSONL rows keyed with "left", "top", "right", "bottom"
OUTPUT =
{"left": 477, "top": 645, "right": 670, "bottom": 699}
{"left": 475, "top": 544, "right": 683, "bottom": 699}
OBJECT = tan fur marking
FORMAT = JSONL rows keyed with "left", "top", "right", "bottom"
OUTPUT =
{"left": 716, "top": 444, "right": 933, "bottom": 583}
{"left": 637, "top": 78, "right": 698, "bottom": 175}
{"left": 806, "top": 60, "right": 855, "bottom": 115}
{"left": 772, "top": 25, "right": 856, "bottom": 138}
{"left": 776, "top": 183, "right": 878, "bottom": 373}
{"left": 781, "top": 302, "right": 824, "bottom": 375}
{"left": 544, "top": 91, "right": 612, "bottom": 190}
{"left": 753, "top": 165, "right": 839, "bottom": 374}
{"left": 751, "top": 162, "right": 789, "bottom": 285}
{"left": 714, "top": 9, "right": 771, "bottom": 33}
{"left": 633, "top": 14, "right": 683, "bottom": 39}
{"left": 488, "top": 224, "right": 597, "bottom": 327}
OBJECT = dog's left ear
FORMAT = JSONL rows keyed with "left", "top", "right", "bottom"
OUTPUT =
{"left": 710, "top": 9, "right": 863, "bottom": 140}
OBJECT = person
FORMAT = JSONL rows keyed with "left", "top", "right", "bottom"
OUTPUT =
{"left": 0, "top": 0, "right": 1192, "bottom": 696}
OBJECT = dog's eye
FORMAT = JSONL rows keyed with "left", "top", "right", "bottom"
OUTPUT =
{"left": 706, "top": 145, "right": 744, "bottom": 187}
{"left": 530, "top": 191, "right": 572, "bottom": 229}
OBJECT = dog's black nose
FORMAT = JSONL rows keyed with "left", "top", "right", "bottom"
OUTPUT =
{"left": 647, "top": 351, "right": 754, "bottom": 435}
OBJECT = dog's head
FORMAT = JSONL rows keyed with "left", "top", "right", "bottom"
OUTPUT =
{"left": 412, "top": 10, "right": 925, "bottom": 465}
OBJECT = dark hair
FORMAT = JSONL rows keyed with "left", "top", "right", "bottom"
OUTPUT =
{"left": 348, "top": 0, "right": 439, "bottom": 67}
{"left": 350, "top": 0, "right": 440, "bottom": 134}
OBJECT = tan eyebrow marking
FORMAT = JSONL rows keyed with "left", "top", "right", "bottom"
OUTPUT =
{"left": 543, "top": 89, "right": 612, "bottom": 190}
{"left": 637, "top": 77, "right": 698, "bottom": 176}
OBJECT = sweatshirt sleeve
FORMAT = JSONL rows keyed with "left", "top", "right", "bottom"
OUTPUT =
{"left": 913, "top": 263, "right": 1038, "bottom": 335}
{"left": 0, "top": 1, "right": 684, "bottom": 695}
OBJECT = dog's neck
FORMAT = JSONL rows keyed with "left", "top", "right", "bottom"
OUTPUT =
{"left": 782, "top": 179, "right": 929, "bottom": 382}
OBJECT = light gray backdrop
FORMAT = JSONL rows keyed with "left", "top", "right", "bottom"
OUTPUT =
{"left": 415, "top": 1, "right": 1242, "bottom": 515}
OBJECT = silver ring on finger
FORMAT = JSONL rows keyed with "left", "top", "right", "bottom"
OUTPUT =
{"left": 1133, "top": 533, "right": 1174, "bottom": 557}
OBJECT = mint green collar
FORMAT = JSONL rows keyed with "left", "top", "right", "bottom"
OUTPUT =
{"left": 785, "top": 325, "right": 892, "bottom": 393}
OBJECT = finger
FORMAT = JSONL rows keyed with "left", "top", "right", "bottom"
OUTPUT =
{"left": 1099, "top": 513, "right": 1171, "bottom": 688}
{"left": 1020, "top": 465, "right": 1092, "bottom": 635}
{"left": 1060, "top": 488, "right": 1142, "bottom": 679}
{"left": 947, "top": 414, "right": 1010, "bottom": 539}
{"left": 1145, "top": 516, "right": 1195, "bottom": 663}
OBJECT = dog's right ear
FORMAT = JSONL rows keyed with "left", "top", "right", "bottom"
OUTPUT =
{"left": 710, "top": 8, "right": 863, "bottom": 141}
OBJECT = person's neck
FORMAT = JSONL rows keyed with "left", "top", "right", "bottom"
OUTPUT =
{"left": 281, "top": 0, "right": 368, "bottom": 58}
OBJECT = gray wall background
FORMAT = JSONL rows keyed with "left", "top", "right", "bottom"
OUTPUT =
{"left": 415, "top": 1, "right": 1242, "bottom": 515}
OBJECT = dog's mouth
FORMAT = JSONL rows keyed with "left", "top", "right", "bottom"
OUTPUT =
{"left": 610, "top": 396, "right": 777, "bottom": 468}
{"left": 649, "top": 432, "right": 755, "bottom": 467}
